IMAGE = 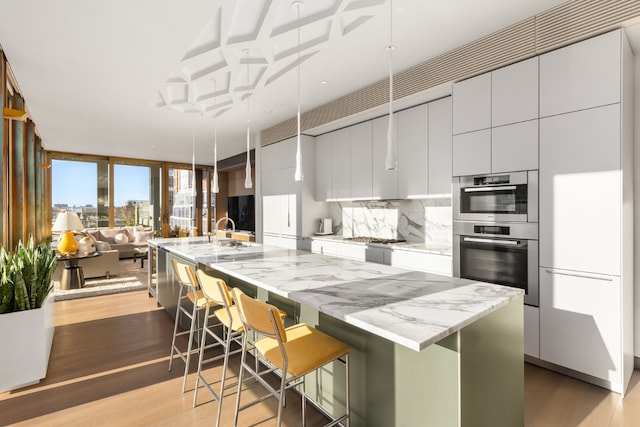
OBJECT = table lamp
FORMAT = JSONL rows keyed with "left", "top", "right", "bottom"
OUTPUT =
{"left": 52, "top": 212, "right": 84, "bottom": 255}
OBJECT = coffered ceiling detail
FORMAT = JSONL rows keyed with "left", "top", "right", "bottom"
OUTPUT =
{"left": 154, "top": 0, "right": 387, "bottom": 117}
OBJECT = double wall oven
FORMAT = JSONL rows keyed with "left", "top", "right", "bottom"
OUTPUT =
{"left": 453, "top": 171, "right": 539, "bottom": 306}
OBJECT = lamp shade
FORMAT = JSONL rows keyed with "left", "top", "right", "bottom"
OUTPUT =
{"left": 52, "top": 212, "right": 84, "bottom": 232}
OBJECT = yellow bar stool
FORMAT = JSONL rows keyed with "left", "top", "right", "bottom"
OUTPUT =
{"left": 231, "top": 288, "right": 351, "bottom": 427}
{"left": 168, "top": 259, "right": 218, "bottom": 393}
{"left": 192, "top": 270, "right": 244, "bottom": 427}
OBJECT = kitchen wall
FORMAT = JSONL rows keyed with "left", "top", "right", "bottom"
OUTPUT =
{"left": 329, "top": 198, "right": 452, "bottom": 254}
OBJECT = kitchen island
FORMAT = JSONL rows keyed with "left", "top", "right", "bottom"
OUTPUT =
{"left": 150, "top": 237, "right": 524, "bottom": 427}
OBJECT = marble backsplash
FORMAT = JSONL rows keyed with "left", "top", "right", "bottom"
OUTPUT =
{"left": 331, "top": 198, "right": 452, "bottom": 254}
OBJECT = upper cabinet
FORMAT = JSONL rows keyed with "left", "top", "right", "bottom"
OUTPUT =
{"left": 452, "top": 58, "right": 539, "bottom": 176}
{"left": 428, "top": 97, "right": 452, "bottom": 196}
{"left": 540, "top": 30, "right": 621, "bottom": 118}
{"left": 315, "top": 97, "right": 451, "bottom": 201}
{"left": 315, "top": 133, "right": 332, "bottom": 201}
{"left": 492, "top": 57, "right": 539, "bottom": 127}
{"left": 398, "top": 104, "right": 428, "bottom": 199}
{"left": 331, "top": 128, "right": 351, "bottom": 200}
{"left": 452, "top": 73, "right": 491, "bottom": 134}
{"left": 372, "top": 114, "right": 399, "bottom": 200}
{"left": 350, "top": 121, "right": 373, "bottom": 200}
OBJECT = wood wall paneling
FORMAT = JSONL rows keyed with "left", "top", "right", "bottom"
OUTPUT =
{"left": 25, "top": 120, "right": 36, "bottom": 241}
{"left": 1, "top": 53, "right": 6, "bottom": 248}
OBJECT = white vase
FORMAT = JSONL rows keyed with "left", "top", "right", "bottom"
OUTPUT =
{"left": 0, "top": 293, "right": 55, "bottom": 392}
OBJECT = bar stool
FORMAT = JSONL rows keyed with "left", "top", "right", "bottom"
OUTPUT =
{"left": 231, "top": 288, "right": 351, "bottom": 427}
{"left": 192, "top": 270, "right": 244, "bottom": 427}
{"left": 168, "top": 259, "right": 218, "bottom": 393}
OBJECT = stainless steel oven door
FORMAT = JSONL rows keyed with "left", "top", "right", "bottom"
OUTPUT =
{"left": 453, "top": 171, "right": 538, "bottom": 223}
{"left": 453, "top": 223, "right": 538, "bottom": 306}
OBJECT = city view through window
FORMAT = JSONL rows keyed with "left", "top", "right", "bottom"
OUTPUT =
{"left": 51, "top": 159, "right": 153, "bottom": 232}
{"left": 51, "top": 159, "right": 208, "bottom": 237}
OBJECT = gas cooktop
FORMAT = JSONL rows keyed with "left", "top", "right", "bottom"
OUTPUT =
{"left": 344, "top": 237, "right": 406, "bottom": 244}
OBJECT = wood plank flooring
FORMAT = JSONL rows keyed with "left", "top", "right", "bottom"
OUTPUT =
{"left": 1, "top": 289, "right": 640, "bottom": 426}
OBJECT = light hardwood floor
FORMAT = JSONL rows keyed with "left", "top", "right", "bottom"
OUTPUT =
{"left": 1, "top": 290, "right": 639, "bottom": 426}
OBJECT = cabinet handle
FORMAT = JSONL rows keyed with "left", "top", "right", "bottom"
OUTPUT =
{"left": 464, "top": 185, "right": 517, "bottom": 192}
{"left": 463, "top": 237, "right": 519, "bottom": 246}
{"left": 544, "top": 269, "right": 614, "bottom": 282}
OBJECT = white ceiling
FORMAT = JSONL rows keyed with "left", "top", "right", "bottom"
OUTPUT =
{"left": 0, "top": 0, "right": 595, "bottom": 164}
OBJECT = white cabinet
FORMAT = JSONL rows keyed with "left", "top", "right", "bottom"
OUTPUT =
{"left": 428, "top": 97, "right": 452, "bottom": 196}
{"left": 350, "top": 121, "right": 373, "bottom": 200}
{"left": 452, "top": 59, "right": 540, "bottom": 177}
{"left": 524, "top": 305, "right": 539, "bottom": 358}
{"left": 390, "top": 250, "right": 452, "bottom": 276}
{"left": 331, "top": 128, "right": 351, "bottom": 200}
{"left": 452, "top": 129, "right": 491, "bottom": 176}
{"left": 452, "top": 73, "right": 491, "bottom": 135}
{"left": 540, "top": 30, "right": 621, "bottom": 118}
{"left": 310, "top": 239, "right": 367, "bottom": 261}
{"left": 539, "top": 105, "right": 621, "bottom": 275}
{"left": 491, "top": 120, "right": 538, "bottom": 173}
{"left": 540, "top": 268, "right": 622, "bottom": 386}
{"left": 536, "top": 30, "right": 633, "bottom": 394}
{"left": 315, "top": 133, "right": 332, "bottom": 201}
{"left": 372, "top": 114, "right": 399, "bottom": 199}
{"left": 398, "top": 104, "right": 428, "bottom": 198}
{"left": 492, "top": 57, "right": 539, "bottom": 127}
{"left": 262, "top": 135, "right": 327, "bottom": 248}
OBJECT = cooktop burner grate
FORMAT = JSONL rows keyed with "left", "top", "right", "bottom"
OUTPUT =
{"left": 345, "top": 237, "right": 406, "bottom": 244}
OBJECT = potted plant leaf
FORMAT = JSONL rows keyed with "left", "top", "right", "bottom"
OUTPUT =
{"left": 0, "top": 237, "right": 58, "bottom": 392}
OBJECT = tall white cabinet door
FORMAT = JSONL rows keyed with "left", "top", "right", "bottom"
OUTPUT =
{"left": 261, "top": 143, "right": 280, "bottom": 173}
{"left": 350, "top": 121, "right": 373, "bottom": 200}
{"left": 315, "top": 133, "right": 332, "bottom": 201}
{"left": 539, "top": 29, "right": 621, "bottom": 117}
{"left": 372, "top": 114, "right": 399, "bottom": 199}
{"left": 540, "top": 268, "right": 621, "bottom": 385}
{"left": 398, "top": 104, "right": 428, "bottom": 198}
{"left": 452, "top": 129, "right": 491, "bottom": 176}
{"left": 491, "top": 57, "right": 539, "bottom": 127}
{"left": 491, "top": 120, "right": 538, "bottom": 173}
{"left": 331, "top": 128, "right": 351, "bottom": 199}
{"left": 539, "top": 104, "right": 621, "bottom": 275}
{"left": 428, "top": 97, "right": 452, "bottom": 196}
{"left": 452, "top": 73, "right": 491, "bottom": 135}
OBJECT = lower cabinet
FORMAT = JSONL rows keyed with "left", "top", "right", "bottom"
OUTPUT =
{"left": 539, "top": 267, "right": 622, "bottom": 388}
{"left": 390, "top": 250, "right": 452, "bottom": 276}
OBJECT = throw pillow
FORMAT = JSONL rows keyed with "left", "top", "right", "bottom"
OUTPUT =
{"left": 133, "top": 230, "right": 153, "bottom": 243}
{"left": 95, "top": 241, "right": 111, "bottom": 251}
{"left": 114, "top": 233, "right": 129, "bottom": 244}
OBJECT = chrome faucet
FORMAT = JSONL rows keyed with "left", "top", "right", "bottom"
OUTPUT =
{"left": 215, "top": 216, "right": 236, "bottom": 232}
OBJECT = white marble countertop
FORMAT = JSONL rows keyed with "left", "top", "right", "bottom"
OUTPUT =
{"left": 150, "top": 237, "right": 522, "bottom": 351}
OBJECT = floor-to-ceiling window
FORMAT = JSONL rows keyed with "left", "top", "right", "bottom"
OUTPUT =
{"left": 113, "top": 164, "right": 152, "bottom": 228}
{"left": 51, "top": 159, "right": 98, "bottom": 230}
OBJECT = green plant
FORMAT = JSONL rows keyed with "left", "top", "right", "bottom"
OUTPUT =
{"left": 0, "top": 237, "right": 57, "bottom": 314}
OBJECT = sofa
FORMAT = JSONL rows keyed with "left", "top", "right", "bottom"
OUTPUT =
{"left": 52, "top": 249, "right": 120, "bottom": 280}
{"left": 84, "top": 227, "right": 153, "bottom": 259}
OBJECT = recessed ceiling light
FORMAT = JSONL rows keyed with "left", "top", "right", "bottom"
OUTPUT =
{"left": 264, "top": 109, "right": 272, "bottom": 113}
{"left": 320, "top": 80, "right": 328, "bottom": 85}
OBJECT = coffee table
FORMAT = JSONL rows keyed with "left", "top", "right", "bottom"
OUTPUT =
{"left": 133, "top": 247, "right": 148, "bottom": 268}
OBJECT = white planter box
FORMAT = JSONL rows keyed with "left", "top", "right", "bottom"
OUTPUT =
{"left": 0, "top": 293, "right": 55, "bottom": 392}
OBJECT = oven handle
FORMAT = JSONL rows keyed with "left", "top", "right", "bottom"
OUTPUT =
{"left": 463, "top": 185, "right": 517, "bottom": 192}
{"left": 462, "top": 237, "right": 520, "bottom": 246}
{"left": 544, "top": 269, "right": 614, "bottom": 282}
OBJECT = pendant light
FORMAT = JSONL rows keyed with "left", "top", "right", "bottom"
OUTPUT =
{"left": 293, "top": 0, "right": 304, "bottom": 182}
{"left": 244, "top": 50, "right": 253, "bottom": 189}
{"left": 191, "top": 118, "right": 197, "bottom": 196}
{"left": 384, "top": 0, "right": 398, "bottom": 171}
{"left": 212, "top": 80, "right": 219, "bottom": 194}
